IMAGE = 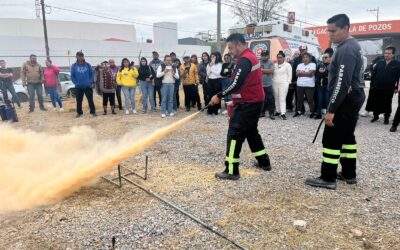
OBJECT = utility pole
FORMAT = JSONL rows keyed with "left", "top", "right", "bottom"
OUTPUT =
{"left": 367, "top": 7, "right": 379, "bottom": 22}
{"left": 216, "top": 0, "right": 221, "bottom": 52}
{"left": 40, "top": 0, "right": 50, "bottom": 60}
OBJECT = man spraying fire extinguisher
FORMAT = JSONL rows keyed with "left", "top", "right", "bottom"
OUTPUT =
{"left": 209, "top": 33, "right": 271, "bottom": 180}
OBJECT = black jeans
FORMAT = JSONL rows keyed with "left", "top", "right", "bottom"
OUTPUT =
{"left": 296, "top": 86, "right": 315, "bottom": 113}
{"left": 76, "top": 87, "right": 96, "bottom": 115}
{"left": 103, "top": 93, "right": 115, "bottom": 107}
{"left": 263, "top": 86, "right": 275, "bottom": 115}
{"left": 224, "top": 102, "right": 269, "bottom": 175}
{"left": 183, "top": 84, "right": 201, "bottom": 110}
{"left": 207, "top": 78, "right": 222, "bottom": 115}
{"left": 320, "top": 89, "right": 365, "bottom": 181}
{"left": 154, "top": 82, "right": 162, "bottom": 107}
{"left": 116, "top": 85, "right": 122, "bottom": 109}
{"left": 286, "top": 82, "right": 296, "bottom": 110}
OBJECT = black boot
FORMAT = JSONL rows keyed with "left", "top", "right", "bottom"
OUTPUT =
{"left": 371, "top": 115, "right": 379, "bottom": 122}
{"left": 305, "top": 177, "right": 337, "bottom": 190}
{"left": 384, "top": 117, "right": 390, "bottom": 125}
{"left": 255, "top": 155, "right": 271, "bottom": 171}
{"left": 215, "top": 171, "right": 240, "bottom": 180}
{"left": 390, "top": 126, "right": 397, "bottom": 132}
{"left": 337, "top": 172, "right": 357, "bottom": 184}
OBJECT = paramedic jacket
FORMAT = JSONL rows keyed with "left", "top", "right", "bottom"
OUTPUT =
{"left": 217, "top": 48, "right": 264, "bottom": 103}
{"left": 327, "top": 37, "right": 365, "bottom": 113}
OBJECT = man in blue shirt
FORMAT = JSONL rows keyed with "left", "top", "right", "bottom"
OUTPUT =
{"left": 71, "top": 51, "right": 96, "bottom": 117}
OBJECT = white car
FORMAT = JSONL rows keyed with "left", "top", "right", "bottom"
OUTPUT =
{"left": 7, "top": 72, "right": 76, "bottom": 103}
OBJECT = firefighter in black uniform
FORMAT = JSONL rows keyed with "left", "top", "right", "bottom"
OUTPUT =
{"left": 305, "top": 14, "right": 366, "bottom": 190}
{"left": 209, "top": 33, "right": 271, "bottom": 180}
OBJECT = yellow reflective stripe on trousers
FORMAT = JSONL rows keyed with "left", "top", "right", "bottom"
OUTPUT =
{"left": 228, "top": 140, "right": 237, "bottom": 175}
{"left": 225, "top": 157, "right": 240, "bottom": 163}
{"left": 323, "top": 148, "right": 341, "bottom": 155}
{"left": 323, "top": 157, "right": 340, "bottom": 164}
{"left": 252, "top": 149, "right": 267, "bottom": 157}
{"left": 342, "top": 144, "right": 357, "bottom": 150}
{"left": 340, "top": 153, "right": 357, "bottom": 159}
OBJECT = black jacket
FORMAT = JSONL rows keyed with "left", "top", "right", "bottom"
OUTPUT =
{"left": 371, "top": 59, "right": 400, "bottom": 90}
{"left": 315, "top": 62, "right": 329, "bottom": 87}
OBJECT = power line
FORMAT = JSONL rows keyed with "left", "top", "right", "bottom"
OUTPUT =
{"left": 45, "top": 4, "right": 206, "bottom": 34}
{"left": 217, "top": 0, "right": 319, "bottom": 26}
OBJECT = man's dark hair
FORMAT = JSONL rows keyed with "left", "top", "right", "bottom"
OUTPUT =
{"left": 327, "top": 14, "right": 350, "bottom": 31}
{"left": 385, "top": 46, "right": 396, "bottom": 54}
{"left": 261, "top": 50, "right": 270, "bottom": 56}
{"left": 76, "top": 51, "right": 84, "bottom": 57}
{"left": 324, "top": 48, "right": 334, "bottom": 57}
{"left": 226, "top": 33, "right": 246, "bottom": 45}
{"left": 302, "top": 52, "right": 312, "bottom": 59}
{"left": 30, "top": 54, "right": 37, "bottom": 58}
{"left": 164, "top": 55, "right": 171, "bottom": 61}
{"left": 170, "top": 52, "right": 176, "bottom": 56}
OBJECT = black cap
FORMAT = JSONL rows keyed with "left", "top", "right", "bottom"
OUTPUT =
{"left": 76, "top": 51, "right": 84, "bottom": 56}
{"left": 152, "top": 51, "right": 158, "bottom": 55}
{"left": 183, "top": 56, "right": 190, "bottom": 59}
{"left": 261, "top": 50, "right": 270, "bottom": 56}
{"left": 170, "top": 52, "right": 176, "bottom": 56}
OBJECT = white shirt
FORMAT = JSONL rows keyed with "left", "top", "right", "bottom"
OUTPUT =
{"left": 157, "top": 65, "right": 179, "bottom": 84}
{"left": 273, "top": 62, "right": 292, "bottom": 86}
{"left": 206, "top": 63, "right": 222, "bottom": 79}
{"left": 296, "top": 63, "right": 316, "bottom": 87}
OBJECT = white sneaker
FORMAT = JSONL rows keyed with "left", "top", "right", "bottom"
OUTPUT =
{"left": 222, "top": 110, "right": 228, "bottom": 115}
{"left": 59, "top": 108, "right": 64, "bottom": 112}
{"left": 170, "top": 113, "right": 174, "bottom": 117}
{"left": 161, "top": 114, "right": 166, "bottom": 118}
{"left": 125, "top": 110, "right": 129, "bottom": 115}
{"left": 132, "top": 110, "right": 137, "bottom": 114}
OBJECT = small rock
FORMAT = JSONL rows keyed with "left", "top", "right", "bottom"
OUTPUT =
{"left": 363, "top": 238, "right": 377, "bottom": 249}
{"left": 351, "top": 229, "right": 363, "bottom": 239}
{"left": 293, "top": 220, "right": 307, "bottom": 232}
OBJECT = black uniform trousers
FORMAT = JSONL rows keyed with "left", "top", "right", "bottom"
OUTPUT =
{"left": 320, "top": 89, "right": 365, "bottom": 182}
{"left": 392, "top": 93, "right": 400, "bottom": 128}
{"left": 224, "top": 102, "right": 269, "bottom": 175}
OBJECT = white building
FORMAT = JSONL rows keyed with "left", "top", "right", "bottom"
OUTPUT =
{"left": 0, "top": 18, "right": 210, "bottom": 67}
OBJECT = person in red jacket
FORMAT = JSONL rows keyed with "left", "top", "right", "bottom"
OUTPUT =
{"left": 210, "top": 33, "right": 271, "bottom": 180}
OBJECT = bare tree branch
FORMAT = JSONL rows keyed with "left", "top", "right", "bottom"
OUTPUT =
{"left": 232, "top": 0, "right": 287, "bottom": 25}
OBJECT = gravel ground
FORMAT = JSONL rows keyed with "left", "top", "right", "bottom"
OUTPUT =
{"left": 0, "top": 90, "right": 399, "bottom": 249}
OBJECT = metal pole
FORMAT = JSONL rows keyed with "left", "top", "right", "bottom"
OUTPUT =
{"left": 40, "top": 0, "right": 50, "bottom": 60}
{"left": 377, "top": 7, "right": 379, "bottom": 22}
{"left": 216, "top": 0, "right": 222, "bottom": 52}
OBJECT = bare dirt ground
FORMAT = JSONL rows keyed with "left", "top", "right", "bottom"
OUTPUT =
{"left": 0, "top": 90, "right": 399, "bottom": 250}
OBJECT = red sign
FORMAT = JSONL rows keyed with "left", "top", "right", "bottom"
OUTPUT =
{"left": 306, "top": 20, "right": 400, "bottom": 50}
{"left": 288, "top": 12, "right": 295, "bottom": 24}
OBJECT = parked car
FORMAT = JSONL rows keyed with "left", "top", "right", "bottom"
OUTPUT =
{"left": 5, "top": 72, "right": 76, "bottom": 103}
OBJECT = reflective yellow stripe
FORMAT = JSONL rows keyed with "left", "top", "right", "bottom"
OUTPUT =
{"left": 228, "top": 140, "right": 237, "bottom": 175}
{"left": 225, "top": 157, "right": 240, "bottom": 163}
{"left": 252, "top": 149, "right": 267, "bottom": 157}
{"left": 323, "top": 148, "right": 341, "bottom": 155}
{"left": 342, "top": 144, "right": 357, "bottom": 150}
{"left": 340, "top": 153, "right": 357, "bottom": 159}
{"left": 323, "top": 157, "right": 340, "bottom": 164}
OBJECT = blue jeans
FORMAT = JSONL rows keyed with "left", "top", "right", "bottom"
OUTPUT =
{"left": 173, "top": 79, "right": 180, "bottom": 111}
{"left": 47, "top": 87, "right": 62, "bottom": 108}
{"left": 121, "top": 86, "right": 136, "bottom": 111}
{"left": 316, "top": 84, "right": 329, "bottom": 115}
{"left": 161, "top": 83, "right": 174, "bottom": 115}
{"left": 222, "top": 78, "right": 232, "bottom": 104}
{"left": 140, "top": 80, "right": 155, "bottom": 112}
{"left": 27, "top": 82, "right": 45, "bottom": 111}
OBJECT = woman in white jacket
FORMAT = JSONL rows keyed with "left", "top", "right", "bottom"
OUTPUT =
{"left": 272, "top": 51, "right": 292, "bottom": 120}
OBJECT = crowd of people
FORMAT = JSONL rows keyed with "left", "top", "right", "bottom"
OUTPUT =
{"left": 1, "top": 43, "right": 399, "bottom": 132}
{"left": 259, "top": 44, "right": 400, "bottom": 133}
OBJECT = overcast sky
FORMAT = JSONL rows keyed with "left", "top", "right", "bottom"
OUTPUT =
{"left": 2, "top": 0, "right": 399, "bottom": 41}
